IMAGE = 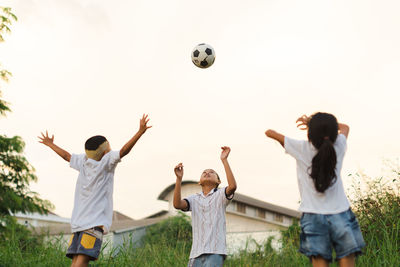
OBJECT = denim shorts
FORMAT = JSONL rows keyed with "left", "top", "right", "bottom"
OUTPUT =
{"left": 187, "top": 254, "right": 224, "bottom": 267}
{"left": 299, "top": 209, "right": 365, "bottom": 262}
{"left": 66, "top": 227, "right": 103, "bottom": 261}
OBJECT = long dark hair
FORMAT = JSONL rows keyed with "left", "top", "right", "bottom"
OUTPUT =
{"left": 307, "top": 112, "right": 338, "bottom": 193}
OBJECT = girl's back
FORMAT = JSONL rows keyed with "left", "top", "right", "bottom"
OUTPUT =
{"left": 285, "top": 133, "right": 350, "bottom": 214}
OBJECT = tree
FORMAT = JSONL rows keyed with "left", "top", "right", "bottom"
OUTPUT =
{"left": 0, "top": 6, "right": 52, "bottom": 231}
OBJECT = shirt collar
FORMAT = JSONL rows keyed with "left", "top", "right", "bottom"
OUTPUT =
{"left": 198, "top": 187, "right": 218, "bottom": 198}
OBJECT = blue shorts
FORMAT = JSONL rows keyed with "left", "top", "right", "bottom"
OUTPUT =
{"left": 187, "top": 254, "right": 224, "bottom": 267}
{"left": 66, "top": 227, "right": 103, "bottom": 261}
{"left": 299, "top": 209, "right": 365, "bottom": 262}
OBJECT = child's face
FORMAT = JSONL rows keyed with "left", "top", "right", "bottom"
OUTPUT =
{"left": 199, "top": 169, "right": 221, "bottom": 187}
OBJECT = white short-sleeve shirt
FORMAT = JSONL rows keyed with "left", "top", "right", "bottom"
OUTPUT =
{"left": 284, "top": 134, "right": 350, "bottom": 214}
{"left": 70, "top": 150, "right": 121, "bottom": 233}
{"left": 184, "top": 187, "right": 233, "bottom": 259}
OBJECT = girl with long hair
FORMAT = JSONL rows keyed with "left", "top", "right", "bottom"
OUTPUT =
{"left": 265, "top": 112, "right": 365, "bottom": 267}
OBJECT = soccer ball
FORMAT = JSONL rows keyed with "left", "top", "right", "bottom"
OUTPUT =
{"left": 191, "top": 43, "right": 216, "bottom": 68}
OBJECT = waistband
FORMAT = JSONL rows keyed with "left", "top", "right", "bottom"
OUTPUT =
{"left": 93, "top": 226, "right": 104, "bottom": 233}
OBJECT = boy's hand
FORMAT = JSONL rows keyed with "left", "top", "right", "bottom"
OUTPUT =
{"left": 139, "top": 114, "right": 152, "bottom": 134}
{"left": 174, "top": 163, "right": 184, "bottom": 180}
{"left": 296, "top": 115, "right": 310, "bottom": 130}
{"left": 220, "top": 146, "right": 231, "bottom": 161}
{"left": 38, "top": 131, "right": 54, "bottom": 147}
{"left": 38, "top": 131, "right": 71, "bottom": 162}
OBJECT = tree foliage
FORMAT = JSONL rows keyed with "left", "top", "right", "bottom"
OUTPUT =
{"left": 0, "top": 6, "right": 52, "bottom": 232}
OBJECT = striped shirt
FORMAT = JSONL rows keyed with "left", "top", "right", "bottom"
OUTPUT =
{"left": 184, "top": 187, "right": 233, "bottom": 259}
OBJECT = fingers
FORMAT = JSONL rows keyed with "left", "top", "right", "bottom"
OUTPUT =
{"left": 140, "top": 114, "right": 152, "bottom": 128}
{"left": 144, "top": 118, "right": 151, "bottom": 127}
{"left": 296, "top": 115, "right": 308, "bottom": 123}
{"left": 174, "top": 163, "right": 183, "bottom": 169}
{"left": 296, "top": 121, "right": 307, "bottom": 128}
{"left": 39, "top": 131, "right": 54, "bottom": 143}
{"left": 141, "top": 114, "right": 149, "bottom": 121}
{"left": 296, "top": 122, "right": 307, "bottom": 130}
{"left": 297, "top": 114, "right": 306, "bottom": 121}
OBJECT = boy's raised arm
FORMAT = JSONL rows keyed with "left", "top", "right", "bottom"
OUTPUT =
{"left": 120, "top": 114, "right": 152, "bottom": 159}
{"left": 38, "top": 131, "right": 71, "bottom": 162}
{"left": 173, "top": 163, "right": 189, "bottom": 211}
{"left": 220, "top": 146, "right": 237, "bottom": 196}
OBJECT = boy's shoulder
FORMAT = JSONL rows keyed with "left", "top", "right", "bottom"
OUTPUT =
{"left": 186, "top": 187, "right": 227, "bottom": 203}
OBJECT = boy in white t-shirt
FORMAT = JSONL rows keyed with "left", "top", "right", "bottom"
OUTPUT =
{"left": 173, "top": 146, "right": 237, "bottom": 267}
{"left": 39, "top": 114, "right": 151, "bottom": 267}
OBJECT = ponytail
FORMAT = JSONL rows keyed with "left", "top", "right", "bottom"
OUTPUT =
{"left": 307, "top": 112, "right": 339, "bottom": 193}
{"left": 310, "top": 138, "right": 337, "bottom": 193}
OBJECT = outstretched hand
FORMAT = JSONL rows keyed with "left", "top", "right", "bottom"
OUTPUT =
{"left": 296, "top": 115, "right": 310, "bottom": 130}
{"left": 220, "top": 146, "right": 231, "bottom": 161}
{"left": 174, "top": 163, "right": 184, "bottom": 180}
{"left": 139, "top": 114, "right": 152, "bottom": 134}
{"left": 38, "top": 131, "right": 54, "bottom": 147}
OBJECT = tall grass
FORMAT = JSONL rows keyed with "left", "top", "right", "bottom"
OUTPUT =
{"left": 348, "top": 166, "right": 400, "bottom": 267}
{"left": 0, "top": 166, "right": 399, "bottom": 266}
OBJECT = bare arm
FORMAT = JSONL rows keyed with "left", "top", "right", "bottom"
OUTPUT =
{"left": 220, "top": 146, "right": 237, "bottom": 196}
{"left": 173, "top": 163, "right": 189, "bottom": 210}
{"left": 338, "top": 123, "right": 350, "bottom": 138}
{"left": 266, "top": 115, "right": 312, "bottom": 147}
{"left": 265, "top": 130, "right": 285, "bottom": 147}
{"left": 38, "top": 131, "right": 71, "bottom": 162}
{"left": 120, "top": 114, "right": 152, "bottom": 159}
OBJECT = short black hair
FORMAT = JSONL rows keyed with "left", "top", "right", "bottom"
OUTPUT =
{"left": 85, "top": 135, "right": 107, "bottom": 151}
{"left": 215, "top": 173, "right": 220, "bottom": 188}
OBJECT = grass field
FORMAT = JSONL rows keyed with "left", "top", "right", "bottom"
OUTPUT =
{"left": 1, "top": 169, "right": 399, "bottom": 267}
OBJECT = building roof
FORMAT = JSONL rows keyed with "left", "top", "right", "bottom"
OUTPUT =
{"left": 158, "top": 180, "right": 198, "bottom": 200}
{"left": 13, "top": 211, "right": 70, "bottom": 223}
{"left": 113, "top": 210, "right": 134, "bottom": 221}
{"left": 145, "top": 210, "right": 169, "bottom": 219}
{"left": 31, "top": 210, "right": 163, "bottom": 235}
{"left": 34, "top": 217, "right": 165, "bottom": 236}
{"left": 158, "top": 181, "right": 301, "bottom": 218}
{"left": 233, "top": 193, "right": 301, "bottom": 218}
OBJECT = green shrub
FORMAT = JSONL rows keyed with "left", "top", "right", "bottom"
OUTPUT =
{"left": 143, "top": 212, "right": 192, "bottom": 247}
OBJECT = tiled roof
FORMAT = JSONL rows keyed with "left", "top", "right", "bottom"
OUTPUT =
{"left": 158, "top": 181, "right": 300, "bottom": 218}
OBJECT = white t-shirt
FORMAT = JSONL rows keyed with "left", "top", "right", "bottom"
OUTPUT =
{"left": 285, "top": 134, "right": 350, "bottom": 214}
{"left": 184, "top": 187, "right": 233, "bottom": 259}
{"left": 69, "top": 150, "right": 121, "bottom": 233}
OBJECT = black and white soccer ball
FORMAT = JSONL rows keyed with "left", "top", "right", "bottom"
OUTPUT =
{"left": 191, "top": 43, "right": 216, "bottom": 69}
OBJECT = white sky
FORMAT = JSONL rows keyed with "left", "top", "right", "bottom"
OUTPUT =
{"left": 1, "top": 0, "right": 399, "bottom": 219}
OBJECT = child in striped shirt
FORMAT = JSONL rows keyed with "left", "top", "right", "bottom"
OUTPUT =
{"left": 173, "top": 146, "right": 237, "bottom": 267}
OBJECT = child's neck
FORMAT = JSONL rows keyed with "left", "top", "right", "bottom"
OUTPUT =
{"left": 201, "top": 184, "right": 217, "bottom": 196}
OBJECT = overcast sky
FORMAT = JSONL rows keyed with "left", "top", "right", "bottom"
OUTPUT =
{"left": 1, "top": 0, "right": 399, "bottom": 219}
